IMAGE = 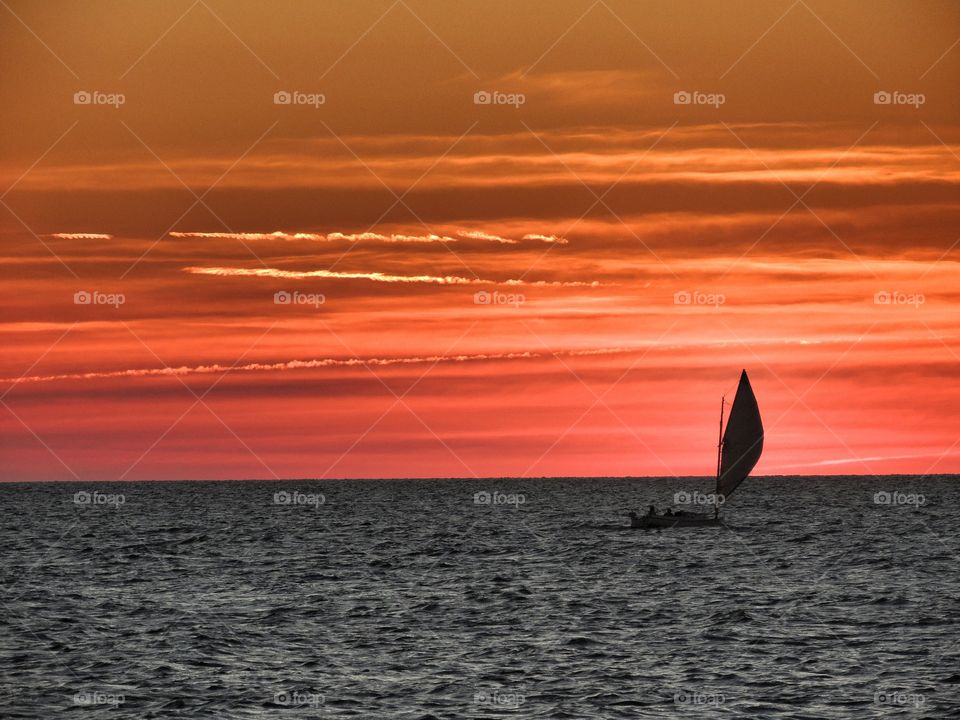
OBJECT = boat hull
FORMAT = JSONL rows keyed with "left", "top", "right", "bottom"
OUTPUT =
{"left": 630, "top": 514, "right": 721, "bottom": 529}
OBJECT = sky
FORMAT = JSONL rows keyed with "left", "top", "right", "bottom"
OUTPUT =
{"left": 1, "top": 0, "right": 959, "bottom": 481}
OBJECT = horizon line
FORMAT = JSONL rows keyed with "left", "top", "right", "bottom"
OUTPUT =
{"left": 2, "top": 473, "right": 958, "bottom": 484}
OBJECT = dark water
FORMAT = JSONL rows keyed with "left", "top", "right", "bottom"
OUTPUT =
{"left": 1, "top": 476, "right": 958, "bottom": 718}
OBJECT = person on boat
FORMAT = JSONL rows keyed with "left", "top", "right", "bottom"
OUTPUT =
{"left": 646, "top": 504, "right": 657, "bottom": 516}
{"left": 663, "top": 508, "right": 673, "bottom": 516}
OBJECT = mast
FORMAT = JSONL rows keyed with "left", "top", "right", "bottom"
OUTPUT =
{"left": 715, "top": 395, "right": 724, "bottom": 518}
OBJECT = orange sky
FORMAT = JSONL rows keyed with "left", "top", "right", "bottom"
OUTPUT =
{"left": 1, "top": 0, "right": 959, "bottom": 480}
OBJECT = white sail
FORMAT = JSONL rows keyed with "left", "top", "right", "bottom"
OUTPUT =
{"left": 716, "top": 370, "right": 763, "bottom": 500}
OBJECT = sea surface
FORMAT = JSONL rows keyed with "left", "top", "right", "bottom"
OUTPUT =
{"left": 1, "top": 476, "right": 958, "bottom": 718}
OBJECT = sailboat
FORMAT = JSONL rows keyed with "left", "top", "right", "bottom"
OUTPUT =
{"left": 629, "top": 369, "right": 763, "bottom": 529}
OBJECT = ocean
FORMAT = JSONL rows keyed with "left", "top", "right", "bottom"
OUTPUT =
{"left": 1, "top": 476, "right": 958, "bottom": 718}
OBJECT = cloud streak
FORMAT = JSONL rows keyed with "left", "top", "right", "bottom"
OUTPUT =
{"left": 456, "top": 230, "right": 517, "bottom": 244}
{"left": 170, "top": 231, "right": 325, "bottom": 241}
{"left": 49, "top": 232, "right": 113, "bottom": 239}
{"left": 0, "top": 346, "right": 640, "bottom": 386}
{"left": 523, "top": 233, "right": 568, "bottom": 244}
{"left": 168, "top": 229, "right": 563, "bottom": 245}
{"left": 183, "top": 266, "right": 602, "bottom": 286}
{"left": 13, "top": 132, "right": 960, "bottom": 193}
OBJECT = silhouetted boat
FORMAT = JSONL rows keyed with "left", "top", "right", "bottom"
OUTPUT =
{"left": 629, "top": 369, "right": 763, "bottom": 529}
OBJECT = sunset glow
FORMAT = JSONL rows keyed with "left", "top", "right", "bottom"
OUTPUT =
{"left": 2, "top": 0, "right": 958, "bottom": 480}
